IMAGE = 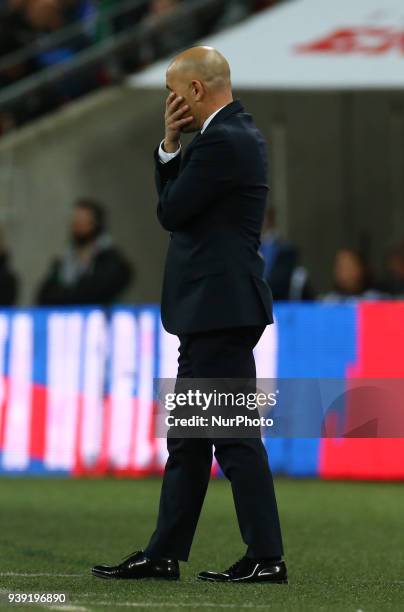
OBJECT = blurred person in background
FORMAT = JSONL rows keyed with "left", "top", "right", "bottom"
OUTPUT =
{"left": 36, "top": 198, "right": 133, "bottom": 306}
{"left": 1, "top": 0, "right": 276, "bottom": 135}
{"left": 0, "top": 0, "right": 36, "bottom": 93}
{"left": 260, "top": 206, "right": 314, "bottom": 300}
{"left": 0, "top": 226, "right": 18, "bottom": 306}
{"left": 0, "top": 0, "right": 81, "bottom": 58}
{"left": 24, "top": 0, "right": 65, "bottom": 32}
{"left": 212, "top": 0, "right": 279, "bottom": 31}
{"left": 137, "top": 0, "right": 194, "bottom": 67}
{"left": 150, "top": 0, "right": 179, "bottom": 17}
{"left": 379, "top": 242, "right": 404, "bottom": 298}
{"left": 26, "top": 0, "right": 96, "bottom": 67}
{"left": 212, "top": 0, "right": 254, "bottom": 30}
{"left": 322, "top": 247, "right": 383, "bottom": 302}
{"left": 0, "top": 1, "right": 44, "bottom": 128}
{"left": 0, "top": 0, "right": 97, "bottom": 130}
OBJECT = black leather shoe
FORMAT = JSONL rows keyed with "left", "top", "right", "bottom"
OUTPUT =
{"left": 197, "top": 556, "right": 288, "bottom": 583}
{"left": 91, "top": 551, "right": 179, "bottom": 580}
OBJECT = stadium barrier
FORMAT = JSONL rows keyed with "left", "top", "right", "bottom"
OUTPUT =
{"left": 0, "top": 303, "right": 403, "bottom": 479}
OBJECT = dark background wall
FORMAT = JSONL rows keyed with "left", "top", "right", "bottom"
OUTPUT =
{"left": 0, "top": 86, "right": 403, "bottom": 304}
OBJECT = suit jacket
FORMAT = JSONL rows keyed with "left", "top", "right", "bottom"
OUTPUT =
{"left": 155, "top": 99, "right": 273, "bottom": 335}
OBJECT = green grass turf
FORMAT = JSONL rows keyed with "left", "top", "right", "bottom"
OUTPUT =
{"left": 0, "top": 477, "right": 403, "bottom": 611}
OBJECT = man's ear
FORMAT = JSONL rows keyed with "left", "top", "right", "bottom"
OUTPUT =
{"left": 191, "top": 80, "right": 204, "bottom": 101}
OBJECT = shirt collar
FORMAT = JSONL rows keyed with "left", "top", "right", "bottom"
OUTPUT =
{"left": 200, "top": 105, "right": 226, "bottom": 134}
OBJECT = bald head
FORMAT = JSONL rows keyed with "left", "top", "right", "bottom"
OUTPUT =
{"left": 165, "top": 46, "right": 233, "bottom": 133}
{"left": 168, "top": 46, "right": 231, "bottom": 92}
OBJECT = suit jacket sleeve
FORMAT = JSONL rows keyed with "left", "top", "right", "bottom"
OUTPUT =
{"left": 155, "top": 129, "right": 235, "bottom": 231}
{"left": 154, "top": 147, "right": 182, "bottom": 195}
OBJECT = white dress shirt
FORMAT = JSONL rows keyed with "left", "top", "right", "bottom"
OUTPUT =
{"left": 158, "top": 105, "right": 226, "bottom": 164}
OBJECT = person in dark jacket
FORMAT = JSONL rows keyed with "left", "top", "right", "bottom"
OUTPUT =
{"left": 92, "top": 46, "right": 286, "bottom": 585}
{"left": 0, "top": 226, "right": 18, "bottom": 306}
{"left": 261, "top": 207, "right": 314, "bottom": 301}
{"left": 36, "top": 198, "right": 132, "bottom": 306}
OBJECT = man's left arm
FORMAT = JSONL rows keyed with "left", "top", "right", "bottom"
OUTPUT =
{"left": 157, "top": 129, "right": 235, "bottom": 231}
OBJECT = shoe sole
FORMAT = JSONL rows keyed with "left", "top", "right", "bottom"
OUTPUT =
{"left": 197, "top": 576, "right": 288, "bottom": 584}
{"left": 91, "top": 570, "right": 179, "bottom": 581}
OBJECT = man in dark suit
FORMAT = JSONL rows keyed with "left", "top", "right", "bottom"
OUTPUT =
{"left": 92, "top": 46, "right": 286, "bottom": 584}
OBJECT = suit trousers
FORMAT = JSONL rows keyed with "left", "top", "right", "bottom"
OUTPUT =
{"left": 144, "top": 326, "right": 284, "bottom": 561}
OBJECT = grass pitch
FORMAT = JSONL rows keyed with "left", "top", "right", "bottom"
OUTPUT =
{"left": 0, "top": 477, "right": 403, "bottom": 611}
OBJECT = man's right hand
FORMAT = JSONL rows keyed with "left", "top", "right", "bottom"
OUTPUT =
{"left": 164, "top": 93, "right": 193, "bottom": 153}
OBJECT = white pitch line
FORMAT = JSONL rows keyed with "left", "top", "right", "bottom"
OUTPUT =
{"left": 0, "top": 572, "right": 85, "bottom": 578}
{"left": 95, "top": 604, "right": 273, "bottom": 609}
{"left": 47, "top": 607, "right": 89, "bottom": 612}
